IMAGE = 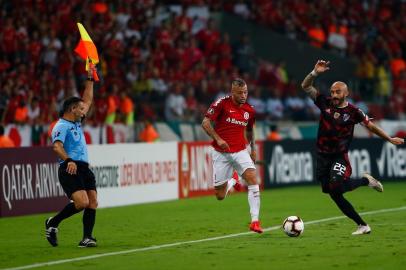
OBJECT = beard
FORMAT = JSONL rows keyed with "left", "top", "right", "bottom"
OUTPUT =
{"left": 333, "top": 97, "right": 345, "bottom": 106}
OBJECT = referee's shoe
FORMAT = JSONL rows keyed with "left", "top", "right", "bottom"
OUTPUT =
{"left": 45, "top": 217, "right": 58, "bottom": 247}
{"left": 78, "top": 237, "right": 97, "bottom": 248}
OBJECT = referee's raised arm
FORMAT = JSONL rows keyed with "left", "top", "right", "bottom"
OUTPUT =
{"left": 82, "top": 63, "right": 97, "bottom": 116}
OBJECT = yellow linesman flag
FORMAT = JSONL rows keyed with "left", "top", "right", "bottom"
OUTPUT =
{"left": 74, "top": 23, "right": 99, "bottom": 81}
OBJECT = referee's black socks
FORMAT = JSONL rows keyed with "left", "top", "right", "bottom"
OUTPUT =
{"left": 49, "top": 202, "right": 82, "bottom": 227}
{"left": 83, "top": 208, "right": 96, "bottom": 238}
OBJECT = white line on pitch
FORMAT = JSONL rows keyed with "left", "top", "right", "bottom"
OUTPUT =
{"left": 3, "top": 205, "right": 406, "bottom": 270}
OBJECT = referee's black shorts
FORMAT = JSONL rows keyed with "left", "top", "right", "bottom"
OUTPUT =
{"left": 316, "top": 152, "right": 352, "bottom": 194}
{"left": 58, "top": 160, "right": 96, "bottom": 198}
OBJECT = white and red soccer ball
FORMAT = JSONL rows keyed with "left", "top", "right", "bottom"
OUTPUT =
{"left": 282, "top": 216, "right": 304, "bottom": 237}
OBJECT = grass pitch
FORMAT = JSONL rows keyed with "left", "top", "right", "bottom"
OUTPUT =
{"left": 1, "top": 182, "right": 406, "bottom": 270}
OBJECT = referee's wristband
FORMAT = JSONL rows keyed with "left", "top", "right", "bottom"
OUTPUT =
{"left": 65, "top": 158, "right": 74, "bottom": 163}
{"left": 87, "top": 77, "right": 94, "bottom": 82}
{"left": 310, "top": 70, "right": 319, "bottom": 77}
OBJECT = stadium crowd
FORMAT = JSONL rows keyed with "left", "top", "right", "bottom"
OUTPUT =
{"left": 230, "top": 0, "right": 406, "bottom": 119}
{"left": 0, "top": 0, "right": 405, "bottom": 132}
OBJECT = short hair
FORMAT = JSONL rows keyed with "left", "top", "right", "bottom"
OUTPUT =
{"left": 231, "top": 78, "right": 247, "bottom": 88}
{"left": 60, "top": 96, "right": 83, "bottom": 117}
{"left": 0, "top": 125, "right": 4, "bottom": 136}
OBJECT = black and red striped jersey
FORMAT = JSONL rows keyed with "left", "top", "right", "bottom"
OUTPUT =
{"left": 314, "top": 94, "right": 370, "bottom": 153}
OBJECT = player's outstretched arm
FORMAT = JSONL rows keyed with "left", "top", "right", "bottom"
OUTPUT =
{"left": 301, "top": 60, "right": 330, "bottom": 100}
{"left": 366, "top": 121, "right": 405, "bottom": 145}
{"left": 201, "top": 117, "right": 230, "bottom": 150}
{"left": 82, "top": 64, "right": 97, "bottom": 116}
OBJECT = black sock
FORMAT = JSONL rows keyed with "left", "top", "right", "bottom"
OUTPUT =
{"left": 329, "top": 192, "right": 367, "bottom": 226}
{"left": 49, "top": 202, "right": 81, "bottom": 227}
{"left": 342, "top": 177, "right": 369, "bottom": 192}
{"left": 83, "top": 208, "right": 96, "bottom": 238}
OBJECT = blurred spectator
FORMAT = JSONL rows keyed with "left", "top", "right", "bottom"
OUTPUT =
{"left": 106, "top": 85, "right": 119, "bottom": 125}
{"left": 284, "top": 92, "right": 307, "bottom": 121}
{"left": 305, "top": 96, "right": 320, "bottom": 120}
{"left": 248, "top": 87, "right": 266, "bottom": 120}
{"left": 233, "top": 0, "right": 251, "bottom": 19}
{"left": 0, "top": 125, "right": 15, "bottom": 148}
{"left": 184, "top": 86, "right": 199, "bottom": 121}
{"left": 119, "top": 91, "right": 134, "bottom": 126}
{"left": 327, "top": 19, "right": 348, "bottom": 54}
{"left": 233, "top": 33, "right": 254, "bottom": 73}
{"left": 266, "top": 90, "right": 284, "bottom": 120}
{"left": 267, "top": 124, "right": 282, "bottom": 141}
{"left": 165, "top": 83, "right": 186, "bottom": 121}
{"left": 150, "top": 68, "right": 168, "bottom": 94}
{"left": 14, "top": 100, "right": 28, "bottom": 124}
{"left": 27, "top": 97, "right": 40, "bottom": 123}
{"left": 390, "top": 52, "right": 406, "bottom": 78}
{"left": 375, "top": 61, "right": 392, "bottom": 102}
{"left": 132, "top": 71, "right": 152, "bottom": 97}
{"left": 307, "top": 23, "right": 326, "bottom": 48}
{"left": 31, "top": 118, "right": 44, "bottom": 146}
{"left": 139, "top": 120, "right": 160, "bottom": 143}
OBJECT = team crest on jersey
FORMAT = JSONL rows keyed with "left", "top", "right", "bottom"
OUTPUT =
{"left": 334, "top": 112, "right": 340, "bottom": 119}
{"left": 207, "top": 108, "right": 214, "bottom": 115}
{"left": 343, "top": 114, "right": 350, "bottom": 122}
{"left": 71, "top": 128, "right": 80, "bottom": 141}
{"left": 244, "top": 112, "right": 249, "bottom": 120}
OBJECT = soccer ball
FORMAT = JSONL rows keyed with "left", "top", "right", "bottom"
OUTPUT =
{"left": 282, "top": 216, "right": 304, "bottom": 237}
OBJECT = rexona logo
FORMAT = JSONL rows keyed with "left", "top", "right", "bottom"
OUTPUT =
{"left": 376, "top": 142, "right": 406, "bottom": 177}
{"left": 225, "top": 117, "right": 248, "bottom": 126}
{"left": 348, "top": 149, "right": 371, "bottom": 179}
{"left": 268, "top": 145, "right": 313, "bottom": 184}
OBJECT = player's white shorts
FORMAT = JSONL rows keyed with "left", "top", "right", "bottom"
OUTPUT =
{"left": 212, "top": 148, "right": 256, "bottom": 187}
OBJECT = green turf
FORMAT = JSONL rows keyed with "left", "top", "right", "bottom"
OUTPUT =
{"left": 1, "top": 182, "right": 406, "bottom": 270}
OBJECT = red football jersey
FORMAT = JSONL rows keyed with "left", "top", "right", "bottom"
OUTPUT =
{"left": 205, "top": 95, "right": 256, "bottom": 153}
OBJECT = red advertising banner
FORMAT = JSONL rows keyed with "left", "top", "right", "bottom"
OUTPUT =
{"left": 0, "top": 147, "right": 69, "bottom": 217}
{"left": 178, "top": 142, "right": 264, "bottom": 199}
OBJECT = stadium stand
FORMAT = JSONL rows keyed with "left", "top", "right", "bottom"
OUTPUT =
{"left": 0, "top": 0, "right": 405, "bottom": 146}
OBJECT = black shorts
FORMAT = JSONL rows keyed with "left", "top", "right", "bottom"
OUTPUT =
{"left": 316, "top": 152, "right": 352, "bottom": 193}
{"left": 58, "top": 161, "right": 96, "bottom": 198}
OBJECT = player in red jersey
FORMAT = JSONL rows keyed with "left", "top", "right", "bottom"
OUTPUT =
{"left": 202, "top": 78, "right": 263, "bottom": 233}
{"left": 301, "top": 60, "right": 404, "bottom": 235}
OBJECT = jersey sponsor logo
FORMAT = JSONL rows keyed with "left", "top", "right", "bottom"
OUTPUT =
{"left": 229, "top": 110, "right": 236, "bottom": 113}
{"left": 334, "top": 112, "right": 340, "bottom": 119}
{"left": 343, "top": 113, "right": 350, "bottom": 122}
{"left": 71, "top": 128, "right": 81, "bottom": 141}
{"left": 226, "top": 117, "right": 248, "bottom": 126}
{"left": 244, "top": 112, "right": 249, "bottom": 120}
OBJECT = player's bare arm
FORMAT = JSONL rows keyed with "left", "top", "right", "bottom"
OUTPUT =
{"left": 301, "top": 60, "right": 330, "bottom": 100}
{"left": 81, "top": 64, "right": 96, "bottom": 115}
{"left": 201, "top": 116, "right": 230, "bottom": 150}
{"left": 53, "top": 141, "right": 77, "bottom": 175}
{"left": 246, "top": 127, "right": 256, "bottom": 162}
{"left": 365, "top": 121, "right": 405, "bottom": 145}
